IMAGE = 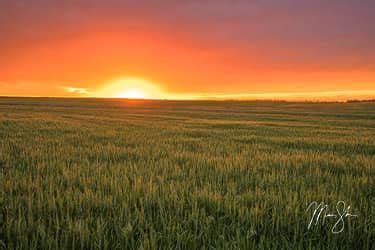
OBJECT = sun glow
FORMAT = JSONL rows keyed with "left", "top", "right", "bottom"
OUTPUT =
{"left": 116, "top": 89, "right": 146, "bottom": 99}
{"left": 93, "top": 77, "right": 165, "bottom": 99}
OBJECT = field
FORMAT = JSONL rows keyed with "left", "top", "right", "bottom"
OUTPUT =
{"left": 0, "top": 97, "right": 374, "bottom": 249}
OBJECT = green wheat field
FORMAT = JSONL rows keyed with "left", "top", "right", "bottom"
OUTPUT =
{"left": 0, "top": 97, "right": 374, "bottom": 249}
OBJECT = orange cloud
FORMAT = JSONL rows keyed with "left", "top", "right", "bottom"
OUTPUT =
{"left": 61, "top": 86, "right": 90, "bottom": 95}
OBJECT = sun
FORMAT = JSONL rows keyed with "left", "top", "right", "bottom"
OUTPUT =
{"left": 116, "top": 89, "right": 146, "bottom": 99}
{"left": 93, "top": 77, "right": 165, "bottom": 99}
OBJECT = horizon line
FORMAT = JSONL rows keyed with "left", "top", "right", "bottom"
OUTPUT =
{"left": 1, "top": 89, "right": 375, "bottom": 102}
{"left": 1, "top": 96, "right": 375, "bottom": 104}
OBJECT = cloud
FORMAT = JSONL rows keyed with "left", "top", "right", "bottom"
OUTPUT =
{"left": 60, "top": 86, "right": 90, "bottom": 95}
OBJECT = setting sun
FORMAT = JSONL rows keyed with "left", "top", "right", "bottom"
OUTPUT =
{"left": 116, "top": 89, "right": 146, "bottom": 99}
{"left": 92, "top": 78, "right": 165, "bottom": 99}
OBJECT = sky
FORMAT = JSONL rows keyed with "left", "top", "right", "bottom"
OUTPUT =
{"left": 0, "top": 0, "right": 374, "bottom": 100}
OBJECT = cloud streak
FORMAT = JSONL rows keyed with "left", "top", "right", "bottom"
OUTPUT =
{"left": 60, "top": 86, "right": 90, "bottom": 95}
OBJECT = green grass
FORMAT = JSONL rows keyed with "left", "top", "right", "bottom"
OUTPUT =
{"left": 0, "top": 97, "right": 374, "bottom": 249}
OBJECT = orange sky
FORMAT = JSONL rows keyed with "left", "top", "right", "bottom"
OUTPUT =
{"left": 1, "top": 1, "right": 374, "bottom": 100}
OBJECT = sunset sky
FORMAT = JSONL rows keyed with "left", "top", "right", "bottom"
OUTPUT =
{"left": 1, "top": 0, "right": 374, "bottom": 100}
